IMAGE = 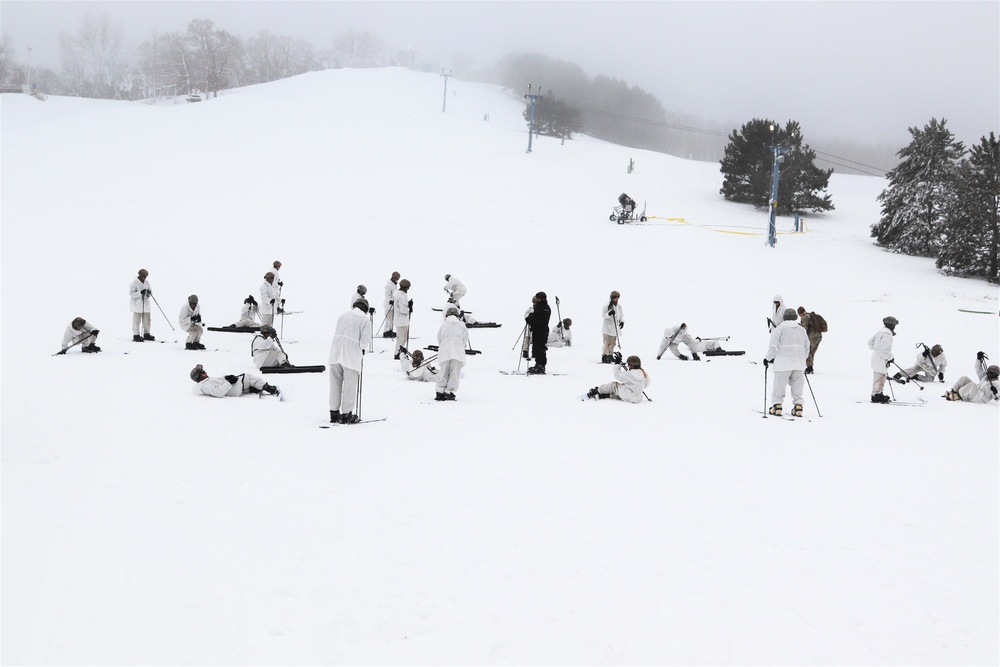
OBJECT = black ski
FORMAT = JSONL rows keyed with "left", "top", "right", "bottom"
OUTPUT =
{"left": 261, "top": 364, "right": 326, "bottom": 374}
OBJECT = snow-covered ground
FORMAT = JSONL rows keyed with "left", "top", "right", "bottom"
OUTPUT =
{"left": 2, "top": 68, "right": 997, "bottom": 665}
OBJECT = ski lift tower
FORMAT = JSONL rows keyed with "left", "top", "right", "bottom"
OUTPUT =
{"left": 525, "top": 84, "right": 542, "bottom": 153}
{"left": 767, "top": 124, "right": 789, "bottom": 248}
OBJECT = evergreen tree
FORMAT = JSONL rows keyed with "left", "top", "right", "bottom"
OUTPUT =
{"left": 871, "top": 118, "right": 965, "bottom": 256}
{"left": 719, "top": 119, "right": 833, "bottom": 214}
{"left": 522, "top": 95, "right": 584, "bottom": 139}
{"left": 936, "top": 133, "right": 1000, "bottom": 282}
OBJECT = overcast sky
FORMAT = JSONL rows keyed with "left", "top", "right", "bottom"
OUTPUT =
{"left": 2, "top": 1, "right": 997, "bottom": 146}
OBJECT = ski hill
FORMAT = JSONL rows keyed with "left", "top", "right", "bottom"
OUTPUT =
{"left": 2, "top": 67, "right": 997, "bottom": 665}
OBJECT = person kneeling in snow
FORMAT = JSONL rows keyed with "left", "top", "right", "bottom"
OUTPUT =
{"left": 401, "top": 348, "right": 437, "bottom": 382}
{"left": 59, "top": 317, "right": 101, "bottom": 354}
{"left": 944, "top": 352, "right": 998, "bottom": 403}
{"left": 896, "top": 343, "right": 947, "bottom": 383}
{"left": 586, "top": 354, "right": 650, "bottom": 403}
{"left": 190, "top": 364, "right": 280, "bottom": 398}
{"left": 656, "top": 322, "right": 700, "bottom": 361}
{"left": 252, "top": 325, "right": 289, "bottom": 369}
{"left": 548, "top": 318, "right": 572, "bottom": 347}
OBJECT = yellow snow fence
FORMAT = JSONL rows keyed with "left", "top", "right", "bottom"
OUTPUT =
{"left": 645, "top": 216, "right": 807, "bottom": 236}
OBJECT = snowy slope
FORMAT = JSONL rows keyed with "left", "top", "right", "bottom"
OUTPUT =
{"left": 2, "top": 68, "right": 997, "bottom": 665}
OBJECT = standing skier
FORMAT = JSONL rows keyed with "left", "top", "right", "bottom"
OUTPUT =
{"left": 796, "top": 306, "right": 824, "bottom": 374}
{"left": 764, "top": 308, "right": 809, "bottom": 417}
{"left": 868, "top": 316, "right": 898, "bottom": 403}
{"left": 392, "top": 278, "right": 412, "bottom": 360}
{"left": 944, "top": 352, "right": 998, "bottom": 403}
{"left": 350, "top": 284, "right": 368, "bottom": 309}
{"left": 435, "top": 306, "right": 469, "bottom": 400}
{"left": 179, "top": 294, "right": 205, "bottom": 350}
{"left": 767, "top": 295, "right": 785, "bottom": 332}
{"left": 129, "top": 268, "right": 155, "bottom": 342}
{"left": 600, "top": 290, "right": 624, "bottom": 363}
{"left": 259, "top": 272, "right": 281, "bottom": 327}
{"left": 382, "top": 271, "right": 400, "bottom": 338}
{"left": 586, "top": 355, "right": 650, "bottom": 403}
{"left": 328, "top": 298, "right": 373, "bottom": 424}
{"left": 525, "top": 291, "right": 552, "bottom": 374}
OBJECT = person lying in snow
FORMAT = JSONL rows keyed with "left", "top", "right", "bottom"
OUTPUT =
{"left": 190, "top": 364, "right": 281, "bottom": 398}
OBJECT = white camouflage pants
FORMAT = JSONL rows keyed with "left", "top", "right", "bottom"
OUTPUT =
{"left": 771, "top": 369, "right": 805, "bottom": 405}
{"left": 436, "top": 359, "right": 463, "bottom": 394}
{"left": 329, "top": 364, "right": 360, "bottom": 414}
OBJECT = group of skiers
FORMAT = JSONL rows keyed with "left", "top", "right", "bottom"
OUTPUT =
{"left": 56, "top": 268, "right": 996, "bottom": 417}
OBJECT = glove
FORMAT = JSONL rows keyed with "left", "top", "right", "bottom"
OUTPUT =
{"left": 192, "top": 315, "right": 201, "bottom": 323}
{"left": 408, "top": 299, "right": 414, "bottom": 311}
{"left": 619, "top": 321, "right": 624, "bottom": 329}
{"left": 977, "top": 351, "right": 986, "bottom": 360}
{"left": 763, "top": 358, "right": 770, "bottom": 367}
{"left": 270, "top": 299, "right": 276, "bottom": 305}
{"left": 369, "top": 307, "right": 376, "bottom": 315}
{"left": 140, "top": 289, "right": 149, "bottom": 296}
{"left": 886, "top": 359, "right": 893, "bottom": 368}
{"left": 612, "top": 351, "right": 622, "bottom": 364}
{"left": 277, "top": 281, "right": 283, "bottom": 287}
{"left": 938, "top": 372, "right": 944, "bottom": 382}
{"left": 922, "top": 349, "right": 930, "bottom": 358}
{"left": 224, "top": 375, "right": 238, "bottom": 384}
{"left": 281, "top": 299, "right": 285, "bottom": 304}
{"left": 90, "top": 329, "right": 100, "bottom": 336}
{"left": 607, "top": 307, "right": 615, "bottom": 316}
{"left": 992, "top": 386, "right": 998, "bottom": 397}
{"left": 447, "top": 297, "right": 455, "bottom": 304}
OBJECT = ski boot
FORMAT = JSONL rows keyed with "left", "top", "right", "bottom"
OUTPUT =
{"left": 262, "top": 383, "right": 281, "bottom": 398}
{"left": 185, "top": 342, "right": 198, "bottom": 350}
{"left": 143, "top": 333, "right": 156, "bottom": 341}
{"left": 330, "top": 410, "right": 340, "bottom": 423}
{"left": 133, "top": 334, "right": 144, "bottom": 342}
{"left": 527, "top": 365, "right": 546, "bottom": 375}
{"left": 691, "top": 353, "right": 701, "bottom": 361}
{"left": 195, "top": 342, "right": 206, "bottom": 350}
{"left": 600, "top": 355, "right": 612, "bottom": 364}
{"left": 791, "top": 404, "right": 803, "bottom": 417}
{"left": 435, "top": 392, "right": 447, "bottom": 401}
{"left": 677, "top": 354, "right": 689, "bottom": 361}
{"left": 445, "top": 393, "right": 456, "bottom": 401}
{"left": 382, "top": 331, "right": 396, "bottom": 339}
{"left": 586, "top": 387, "right": 600, "bottom": 399}
{"left": 341, "top": 412, "right": 360, "bottom": 424}
{"left": 943, "top": 390, "right": 961, "bottom": 401}
{"left": 768, "top": 404, "right": 783, "bottom": 416}
{"left": 82, "top": 344, "right": 101, "bottom": 353}
{"left": 871, "top": 393, "right": 891, "bottom": 404}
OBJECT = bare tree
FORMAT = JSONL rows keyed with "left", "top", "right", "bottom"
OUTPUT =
{"left": 0, "top": 34, "right": 17, "bottom": 84}
{"left": 329, "top": 28, "right": 386, "bottom": 68}
{"left": 57, "top": 13, "right": 128, "bottom": 98}
{"left": 186, "top": 19, "right": 238, "bottom": 97}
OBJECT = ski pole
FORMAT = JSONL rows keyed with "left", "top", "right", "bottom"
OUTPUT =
{"left": 274, "top": 335, "right": 292, "bottom": 366}
{"left": 611, "top": 308, "right": 623, "bottom": 350}
{"left": 149, "top": 293, "right": 175, "bottom": 331}
{"left": 697, "top": 336, "right": 730, "bottom": 342}
{"left": 554, "top": 296, "right": 564, "bottom": 342}
{"left": 357, "top": 351, "right": 365, "bottom": 419}
{"left": 763, "top": 363, "right": 769, "bottom": 418}
{"left": 368, "top": 308, "right": 376, "bottom": 353}
{"left": 891, "top": 360, "right": 924, "bottom": 390}
{"left": 886, "top": 371, "right": 896, "bottom": 400}
{"left": 53, "top": 332, "right": 97, "bottom": 356}
{"left": 511, "top": 322, "right": 527, "bottom": 350}
{"left": 804, "top": 372, "right": 822, "bottom": 417}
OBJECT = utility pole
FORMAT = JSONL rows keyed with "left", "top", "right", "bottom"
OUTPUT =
{"left": 767, "top": 124, "right": 789, "bottom": 248}
{"left": 441, "top": 69, "right": 452, "bottom": 112}
{"left": 524, "top": 84, "right": 542, "bottom": 153}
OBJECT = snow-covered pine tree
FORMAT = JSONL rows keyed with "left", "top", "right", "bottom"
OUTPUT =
{"left": 719, "top": 119, "right": 833, "bottom": 214}
{"left": 936, "top": 132, "right": 1000, "bottom": 283}
{"left": 871, "top": 118, "right": 965, "bottom": 257}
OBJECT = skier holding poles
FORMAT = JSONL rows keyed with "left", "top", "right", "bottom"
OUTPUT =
{"left": 600, "top": 290, "right": 623, "bottom": 363}
{"left": 944, "top": 351, "right": 999, "bottom": 403}
{"left": 525, "top": 291, "right": 551, "bottom": 375}
{"left": 381, "top": 271, "right": 400, "bottom": 338}
{"left": 129, "top": 269, "right": 156, "bottom": 342}
{"left": 260, "top": 272, "right": 281, "bottom": 327}
{"left": 56, "top": 317, "right": 101, "bottom": 355}
{"left": 328, "top": 298, "right": 373, "bottom": 424}
{"left": 251, "top": 325, "right": 290, "bottom": 369}
{"left": 763, "top": 308, "right": 809, "bottom": 417}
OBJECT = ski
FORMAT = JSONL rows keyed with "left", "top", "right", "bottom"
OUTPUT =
{"left": 431, "top": 307, "right": 472, "bottom": 313}
{"left": 208, "top": 326, "right": 260, "bottom": 333}
{"left": 319, "top": 417, "right": 386, "bottom": 428}
{"left": 499, "top": 370, "right": 567, "bottom": 376}
{"left": 958, "top": 309, "right": 994, "bottom": 315}
{"left": 856, "top": 400, "right": 926, "bottom": 407}
{"left": 752, "top": 408, "right": 795, "bottom": 421}
{"left": 261, "top": 364, "right": 326, "bottom": 374}
{"left": 466, "top": 323, "right": 501, "bottom": 328}
{"left": 703, "top": 350, "right": 745, "bottom": 357}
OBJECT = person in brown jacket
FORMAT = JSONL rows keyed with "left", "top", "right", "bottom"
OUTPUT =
{"left": 797, "top": 306, "right": 823, "bottom": 374}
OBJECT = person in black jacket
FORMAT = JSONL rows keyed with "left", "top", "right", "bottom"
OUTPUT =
{"left": 525, "top": 291, "right": 552, "bottom": 375}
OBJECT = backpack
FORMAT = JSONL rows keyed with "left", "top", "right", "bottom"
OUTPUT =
{"left": 810, "top": 312, "right": 829, "bottom": 333}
